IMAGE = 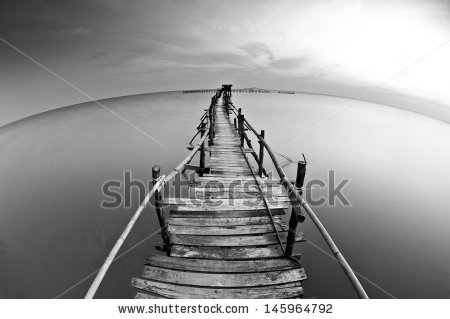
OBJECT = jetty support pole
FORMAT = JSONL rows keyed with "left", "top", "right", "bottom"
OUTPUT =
{"left": 237, "top": 108, "right": 242, "bottom": 134}
{"left": 152, "top": 165, "right": 170, "bottom": 253}
{"left": 234, "top": 118, "right": 237, "bottom": 131}
{"left": 238, "top": 109, "right": 245, "bottom": 147}
{"left": 208, "top": 105, "right": 214, "bottom": 146}
{"left": 285, "top": 161, "right": 307, "bottom": 256}
{"left": 258, "top": 130, "right": 265, "bottom": 177}
{"left": 199, "top": 123, "right": 207, "bottom": 176}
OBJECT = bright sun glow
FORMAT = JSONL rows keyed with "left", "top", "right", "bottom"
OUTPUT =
{"left": 243, "top": 0, "right": 450, "bottom": 105}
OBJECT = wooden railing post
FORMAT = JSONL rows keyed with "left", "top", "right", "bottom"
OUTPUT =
{"left": 199, "top": 123, "right": 207, "bottom": 176}
{"left": 234, "top": 118, "right": 237, "bottom": 131}
{"left": 208, "top": 106, "right": 214, "bottom": 146}
{"left": 258, "top": 130, "right": 265, "bottom": 177}
{"left": 239, "top": 115, "right": 245, "bottom": 147}
{"left": 243, "top": 134, "right": 267, "bottom": 177}
{"left": 285, "top": 161, "right": 307, "bottom": 256}
{"left": 152, "top": 165, "right": 170, "bottom": 253}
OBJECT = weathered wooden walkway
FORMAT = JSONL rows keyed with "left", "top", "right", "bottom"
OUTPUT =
{"left": 131, "top": 90, "right": 307, "bottom": 298}
{"left": 84, "top": 84, "right": 368, "bottom": 299}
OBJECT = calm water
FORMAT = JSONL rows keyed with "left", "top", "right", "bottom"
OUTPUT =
{"left": 0, "top": 92, "right": 448, "bottom": 298}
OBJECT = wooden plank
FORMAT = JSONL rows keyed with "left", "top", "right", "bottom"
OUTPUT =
{"left": 208, "top": 162, "right": 249, "bottom": 167}
{"left": 209, "top": 168, "right": 254, "bottom": 172}
{"left": 209, "top": 153, "right": 245, "bottom": 157}
{"left": 214, "top": 133, "right": 237, "bottom": 135}
{"left": 208, "top": 169, "right": 255, "bottom": 174}
{"left": 168, "top": 216, "right": 284, "bottom": 226}
{"left": 209, "top": 169, "right": 256, "bottom": 176}
{"left": 209, "top": 152, "right": 245, "bottom": 155}
{"left": 167, "top": 223, "right": 287, "bottom": 235}
{"left": 209, "top": 159, "right": 248, "bottom": 163}
{"left": 210, "top": 155, "right": 246, "bottom": 159}
{"left": 208, "top": 167, "right": 252, "bottom": 172}
{"left": 145, "top": 255, "right": 302, "bottom": 273}
{"left": 211, "top": 136, "right": 240, "bottom": 138}
{"left": 191, "top": 184, "right": 284, "bottom": 192}
{"left": 170, "top": 208, "right": 286, "bottom": 218}
{"left": 210, "top": 149, "right": 254, "bottom": 154}
{"left": 171, "top": 199, "right": 290, "bottom": 211}
{"left": 169, "top": 232, "right": 305, "bottom": 246}
{"left": 190, "top": 193, "right": 284, "bottom": 200}
{"left": 209, "top": 157, "right": 247, "bottom": 161}
{"left": 210, "top": 141, "right": 240, "bottom": 144}
{"left": 209, "top": 157, "right": 247, "bottom": 162}
{"left": 209, "top": 160, "right": 247, "bottom": 164}
{"left": 165, "top": 197, "right": 290, "bottom": 206}
{"left": 214, "top": 139, "right": 238, "bottom": 141}
{"left": 209, "top": 147, "right": 253, "bottom": 152}
{"left": 209, "top": 170, "right": 255, "bottom": 176}
{"left": 198, "top": 176, "right": 269, "bottom": 181}
{"left": 208, "top": 165, "right": 250, "bottom": 170}
{"left": 191, "top": 186, "right": 286, "bottom": 199}
{"left": 208, "top": 162, "right": 248, "bottom": 166}
{"left": 190, "top": 180, "right": 281, "bottom": 188}
{"left": 209, "top": 169, "right": 254, "bottom": 175}
{"left": 135, "top": 292, "right": 164, "bottom": 299}
{"left": 209, "top": 147, "right": 242, "bottom": 150}
{"left": 170, "top": 245, "right": 285, "bottom": 259}
{"left": 140, "top": 265, "right": 307, "bottom": 287}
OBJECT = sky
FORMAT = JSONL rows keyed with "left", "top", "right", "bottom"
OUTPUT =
{"left": 1, "top": 0, "right": 450, "bottom": 125}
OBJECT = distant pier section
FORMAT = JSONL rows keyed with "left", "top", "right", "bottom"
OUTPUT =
{"left": 183, "top": 87, "right": 295, "bottom": 94}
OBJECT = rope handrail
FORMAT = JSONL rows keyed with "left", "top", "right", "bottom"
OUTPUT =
{"left": 224, "top": 92, "right": 367, "bottom": 298}
{"left": 84, "top": 122, "right": 210, "bottom": 299}
{"left": 240, "top": 116, "right": 369, "bottom": 299}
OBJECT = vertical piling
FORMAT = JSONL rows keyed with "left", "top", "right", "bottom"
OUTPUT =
{"left": 199, "top": 123, "right": 207, "bottom": 177}
{"left": 258, "top": 130, "right": 265, "bottom": 177}
{"left": 208, "top": 106, "right": 214, "bottom": 146}
{"left": 152, "top": 165, "right": 170, "bottom": 253}
{"left": 285, "top": 161, "right": 307, "bottom": 256}
{"left": 239, "top": 115, "right": 245, "bottom": 147}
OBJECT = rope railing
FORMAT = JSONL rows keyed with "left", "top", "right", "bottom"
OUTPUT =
{"left": 224, "top": 93, "right": 369, "bottom": 299}
{"left": 84, "top": 101, "right": 216, "bottom": 299}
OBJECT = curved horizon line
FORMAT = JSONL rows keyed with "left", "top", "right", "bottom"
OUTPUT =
{"left": 0, "top": 88, "right": 446, "bottom": 130}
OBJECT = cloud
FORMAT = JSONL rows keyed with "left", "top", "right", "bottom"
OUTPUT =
{"left": 238, "top": 42, "right": 274, "bottom": 61}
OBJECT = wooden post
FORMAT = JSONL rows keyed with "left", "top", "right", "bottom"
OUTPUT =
{"left": 199, "top": 123, "right": 206, "bottom": 176}
{"left": 211, "top": 105, "right": 215, "bottom": 140}
{"left": 295, "top": 160, "right": 307, "bottom": 196}
{"left": 208, "top": 107, "right": 214, "bottom": 146}
{"left": 237, "top": 109, "right": 242, "bottom": 135}
{"left": 152, "top": 165, "right": 170, "bottom": 253}
{"left": 238, "top": 108, "right": 244, "bottom": 146}
{"left": 258, "top": 130, "right": 265, "bottom": 177}
{"left": 234, "top": 118, "right": 237, "bottom": 131}
{"left": 239, "top": 115, "right": 245, "bottom": 147}
{"left": 285, "top": 161, "right": 307, "bottom": 256}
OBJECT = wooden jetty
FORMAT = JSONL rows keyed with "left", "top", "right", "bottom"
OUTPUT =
{"left": 84, "top": 85, "right": 369, "bottom": 299}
